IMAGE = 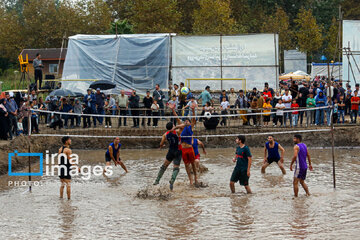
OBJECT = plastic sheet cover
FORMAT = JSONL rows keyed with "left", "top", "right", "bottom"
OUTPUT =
{"left": 172, "top": 34, "right": 279, "bottom": 91}
{"left": 343, "top": 20, "right": 360, "bottom": 86}
{"left": 284, "top": 50, "right": 307, "bottom": 73}
{"left": 62, "top": 34, "right": 170, "bottom": 95}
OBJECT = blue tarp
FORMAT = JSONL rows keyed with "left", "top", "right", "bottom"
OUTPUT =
{"left": 62, "top": 34, "right": 170, "bottom": 95}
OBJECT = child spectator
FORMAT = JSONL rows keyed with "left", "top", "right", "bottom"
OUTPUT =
{"left": 274, "top": 99, "right": 285, "bottom": 127}
{"left": 220, "top": 97, "right": 230, "bottom": 126}
{"left": 338, "top": 96, "right": 345, "bottom": 123}
{"left": 167, "top": 95, "right": 178, "bottom": 126}
{"left": 17, "top": 117, "right": 24, "bottom": 136}
{"left": 306, "top": 93, "right": 316, "bottom": 126}
{"left": 151, "top": 99, "right": 160, "bottom": 127}
{"left": 291, "top": 99, "right": 299, "bottom": 127}
{"left": 262, "top": 98, "right": 272, "bottom": 126}
{"left": 350, "top": 90, "right": 359, "bottom": 123}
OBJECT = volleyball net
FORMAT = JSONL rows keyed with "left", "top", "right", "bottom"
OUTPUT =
{"left": 26, "top": 106, "right": 335, "bottom": 139}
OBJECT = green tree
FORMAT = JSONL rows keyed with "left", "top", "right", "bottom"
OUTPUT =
{"left": 177, "top": 0, "right": 199, "bottom": 33}
{"left": 262, "top": 7, "right": 294, "bottom": 50}
{"left": 107, "top": 19, "right": 134, "bottom": 34}
{"left": 294, "top": 8, "right": 323, "bottom": 58}
{"left": 193, "top": 0, "right": 239, "bottom": 34}
{"left": 324, "top": 17, "right": 339, "bottom": 61}
{"left": 341, "top": 0, "right": 360, "bottom": 19}
{"left": 129, "top": 0, "right": 181, "bottom": 33}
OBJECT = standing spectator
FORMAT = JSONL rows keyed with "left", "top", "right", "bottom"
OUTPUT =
{"left": 153, "top": 84, "right": 165, "bottom": 118}
{"left": 220, "top": 97, "right": 230, "bottom": 126}
{"left": 184, "top": 89, "right": 194, "bottom": 117}
{"left": 5, "top": 92, "right": 18, "bottom": 139}
{"left": 33, "top": 53, "right": 44, "bottom": 89}
{"left": 262, "top": 86, "right": 273, "bottom": 101}
{"left": 0, "top": 98, "right": 10, "bottom": 140}
{"left": 289, "top": 80, "right": 298, "bottom": 99}
{"left": 264, "top": 82, "right": 275, "bottom": 98}
{"left": 198, "top": 85, "right": 213, "bottom": 110}
{"left": 45, "top": 95, "right": 57, "bottom": 125}
{"left": 306, "top": 93, "right": 316, "bottom": 126}
{"left": 248, "top": 88, "right": 259, "bottom": 102}
{"left": 151, "top": 99, "right": 160, "bottom": 127}
{"left": 38, "top": 97, "right": 47, "bottom": 123}
{"left": 272, "top": 91, "right": 282, "bottom": 124}
{"left": 178, "top": 82, "right": 187, "bottom": 111}
{"left": 19, "top": 98, "right": 30, "bottom": 134}
{"left": 117, "top": 90, "right": 129, "bottom": 127}
{"left": 291, "top": 99, "right": 299, "bottom": 127}
{"left": 184, "top": 95, "right": 198, "bottom": 118}
{"left": 256, "top": 93, "right": 265, "bottom": 125}
{"left": 350, "top": 90, "right": 359, "bottom": 123}
{"left": 171, "top": 84, "right": 180, "bottom": 102}
{"left": 333, "top": 98, "right": 339, "bottom": 124}
{"left": 345, "top": 86, "right": 352, "bottom": 116}
{"left": 228, "top": 88, "right": 238, "bottom": 116}
{"left": 143, "top": 91, "right": 153, "bottom": 127}
{"left": 298, "top": 82, "right": 309, "bottom": 125}
{"left": 129, "top": 90, "right": 140, "bottom": 128}
{"left": 104, "top": 100, "right": 112, "bottom": 128}
{"left": 326, "top": 97, "right": 333, "bottom": 126}
{"left": 73, "top": 98, "right": 82, "bottom": 127}
{"left": 30, "top": 100, "right": 39, "bottom": 133}
{"left": 107, "top": 95, "right": 116, "bottom": 116}
{"left": 219, "top": 90, "right": 228, "bottom": 103}
{"left": 274, "top": 99, "right": 285, "bottom": 127}
{"left": 59, "top": 98, "right": 74, "bottom": 129}
{"left": 250, "top": 98, "right": 258, "bottom": 126}
{"left": 167, "top": 95, "right": 178, "bottom": 126}
{"left": 338, "top": 96, "right": 345, "bottom": 123}
{"left": 235, "top": 90, "right": 248, "bottom": 125}
{"left": 338, "top": 82, "right": 346, "bottom": 98}
{"left": 95, "top": 88, "right": 105, "bottom": 126}
{"left": 281, "top": 89, "right": 292, "bottom": 127}
{"left": 84, "top": 89, "right": 96, "bottom": 128}
{"left": 262, "top": 98, "right": 272, "bottom": 126}
{"left": 315, "top": 90, "right": 326, "bottom": 125}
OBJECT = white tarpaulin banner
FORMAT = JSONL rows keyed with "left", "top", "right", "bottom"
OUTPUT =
{"left": 172, "top": 34, "right": 279, "bottom": 91}
{"left": 62, "top": 34, "right": 170, "bottom": 95}
{"left": 284, "top": 50, "right": 307, "bottom": 73}
{"left": 343, "top": 20, "right": 360, "bottom": 86}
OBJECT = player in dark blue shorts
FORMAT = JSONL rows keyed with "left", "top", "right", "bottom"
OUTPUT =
{"left": 154, "top": 122, "right": 182, "bottom": 190}
{"left": 104, "top": 137, "right": 128, "bottom": 174}
{"left": 230, "top": 135, "right": 252, "bottom": 194}
{"left": 261, "top": 135, "right": 286, "bottom": 174}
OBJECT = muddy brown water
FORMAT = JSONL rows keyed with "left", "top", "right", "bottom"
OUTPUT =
{"left": 0, "top": 147, "right": 359, "bottom": 239}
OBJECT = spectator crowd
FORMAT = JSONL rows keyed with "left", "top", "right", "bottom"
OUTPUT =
{"left": 0, "top": 78, "right": 359, "bottom": 141}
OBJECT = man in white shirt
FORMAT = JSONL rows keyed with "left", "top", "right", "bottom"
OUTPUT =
{"left": 281, "top": 89, "right": 292, "bottom": 127}
{"left": 228, "top": 88, "right": 238, "bottom": 116}
{"left": 117, "top": 90, "right": 129, "bottom": 127}
{"left": 220, "top": 98, "right": 230, "bottom": 126}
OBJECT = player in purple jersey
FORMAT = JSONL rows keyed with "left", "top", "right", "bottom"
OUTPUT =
{"left": 290, "top": 134, "right": 313, "bottom": 197}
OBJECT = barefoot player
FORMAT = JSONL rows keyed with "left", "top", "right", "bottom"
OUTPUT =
{"left": 154, "top": 122, "right": 182, "bottom": 190}
{"left": 104, "top": 137, "right": 128, "bottom": 174}
{"left": 58, "top": 136, "right": 76, "bottom": 200}
{"left": 193, "top": 138, "right": 206, "bottom": 172}
{"left": 230, "top": 135, "right": 252, "bottom": 194}
{"left": 172, "top": 106, "right": 199, "bottom": 186}
{"left": 261, "top": 135, "right": 286, "bottom": 174}
{"left": 290, "top": 134, "right": 313, "bottom": 197}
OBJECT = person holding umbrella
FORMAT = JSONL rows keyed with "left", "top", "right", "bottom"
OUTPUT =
{"left": 95, "top": 88, "right": 105, "bottom": 126}
{"left": 84, "top": 89, "right": 96, "bottom": 128}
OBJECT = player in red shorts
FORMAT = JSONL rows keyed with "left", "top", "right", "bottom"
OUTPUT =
{"left": 193, "top": 138, "right": 206, "bottom": 172}
{"left": 171, "top": 106, "right": 199, "bottom": 186}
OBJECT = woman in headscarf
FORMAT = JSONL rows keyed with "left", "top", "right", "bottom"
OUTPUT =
{"left": 0, "top": 98, "right": 10, "bottom": 140}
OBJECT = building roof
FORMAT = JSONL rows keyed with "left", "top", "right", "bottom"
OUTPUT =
{"left": 20, "top": 48, "right": 67, "bottom": 61}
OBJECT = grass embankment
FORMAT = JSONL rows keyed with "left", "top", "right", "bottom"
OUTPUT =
{"left": 0, "top": 69, "right": 31, "bottom": 91}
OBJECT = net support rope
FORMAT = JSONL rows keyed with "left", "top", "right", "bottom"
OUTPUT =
{"left": 30, "top": 106, "right": 331, "bottom": 119}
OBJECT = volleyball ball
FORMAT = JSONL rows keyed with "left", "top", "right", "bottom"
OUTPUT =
{"left": 204, "top": 112, "right": 212, "bottom": 119}
{"left": 181, "top": 87, "right": 189, "bottom": 95}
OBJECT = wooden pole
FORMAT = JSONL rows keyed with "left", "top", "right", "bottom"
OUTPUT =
{"left": 328, "top": 62, "right": 336, "bottom": 189}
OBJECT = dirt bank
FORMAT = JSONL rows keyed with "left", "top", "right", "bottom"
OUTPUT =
{"left": 1, "top": 126, "right": 359, "bottom": 175}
